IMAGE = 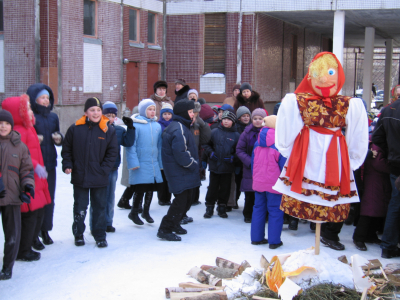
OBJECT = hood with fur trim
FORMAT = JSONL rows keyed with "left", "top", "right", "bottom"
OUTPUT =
{"left": 236, "top": 91, "right": 261, "bottom": 106}
{"left": 2, "top": 94, "right": 35, "bottom": 129}
{"left": 130, "top": 113, "right": 157, "bottom": 124}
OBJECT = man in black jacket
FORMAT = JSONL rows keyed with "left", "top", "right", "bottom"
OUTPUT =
{"left": 62, "top": 98, "right": 118, "bottom": 248}
{"left": 157, "top": 100, "right": 200, "bottom": 241}
{"left": 372, "top": 97, "right": 400, "bottom": 258}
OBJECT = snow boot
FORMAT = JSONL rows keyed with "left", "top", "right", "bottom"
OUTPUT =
{"left": 141, "top": 191, "right": 154, "bottom": 223}
{"left": 96, "top": 240, "right": 108, "bottom": 248}
{"left": 204, "top": 206, "right": 214, "bottom": 218}
{"left": 17, "top": 250, "right": 41, "bottom": 261}
{"left": 74, "top": 235, "right": 85, "bottom": 246}
{"left": 106, "top": 226, "right": 116, "bottom": 233}
{"left": 117, "top": 196, "right": 131, "bottom": 209}
{"left": 157, "top": 230, "right": 182, "bottom": 241}
{"left": 128, "top": 208, "right": 144, "bottom": 225}
{"left": 217, "top": 205, "right": 228, "bottom": 218}
{"left": 40, "top": 230, "right": 54, "bottom": 245}
{"left": 32, "top": 236, "right": 45, "bottom": 251}
{"left": 172, "top": 224, "right": 187, "bottom": 235}
{"left": 320, "top": 237, "right": 345, "bottom": 251}
{"left": 0, "top": 268, "right": 12, "bottom": 280}
{"left": 288, "top": 217, "right": 298, "bottom": 230}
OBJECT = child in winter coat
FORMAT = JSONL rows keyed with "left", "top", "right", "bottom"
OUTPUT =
{"left": 158, "top": 100, "right": 200, "bottom": 241}
{"left": 251, "top": 116, "right": 286, "bottom": 249}
{"left": 210, "top": 104, "right": 234, "bottom": 130}
{"left": 203, "top": 110, "right": 240, "bottom": 218}
{"left": 236, "top": 108, "right": 267, "bottom": 223}
{"left": 236, "top": 106, "right": 251, "bottom": 134}
{"left": 2, "top": 95, "right": 51, "bottom": 261}
{"left": 158, "top": 103, "right": 174, "bottom": 206}
{"left": 89, "top": 101, "right": 135, "bottom": 233}
{"left": 126, "top": 99, "right": 163, "bottom": 226}
{"left": 0, "top": 110, "right": 35, "bottom": 280}
{"left": 62, "top": 97, "right": 118, "bottom": 248}
{"left": 26, "top": 83, "right": 62, "bottom": 247}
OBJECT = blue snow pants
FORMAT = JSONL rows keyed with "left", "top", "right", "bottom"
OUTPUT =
{"left": 251, "top": 191, "right": 283, "bottom": 245}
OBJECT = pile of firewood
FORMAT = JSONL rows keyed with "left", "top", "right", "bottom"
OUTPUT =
{"left": 165, "top": 257, "right": 251, "bottom": 300}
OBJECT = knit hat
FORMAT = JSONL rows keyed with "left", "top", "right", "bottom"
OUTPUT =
{"left": 153, "top": 80, "right": 168, "bottom": 93}
{"left": 139, "top": 99, "right": 156, "bottom": 118}
{"left": 160, "top": 102, "right": 173, "bottom": 117}
{"left": 102, "top": 101, "right": 118, "bottom": 115}
{"left": 198, "top": 98, "right": 206, "bottom": 105}
{"left": 193, "top": 102, "right": 201, "bottom": 113}
{"left": 199, "top": 104, "right": 215, "bottom": 121}
{"left": 175, "top": 78, "right": 186, "bottom": 86}
{"left": 84, "top": 97, "right": 102, "bottom": 112}
{"left": 220, "top": 104, "right": 234, "bottom": 113}
{"left": 188, "top": 89, "right": 198, "bottom": 100}
{"left": 211, "top": 105, "right": 221, "bottom": 113}
{"left": 173, "top": 99, "right": 195, "bottom": 120}
{"left": 263, "top": 115, "right": 277, "bottom": 129}
{"left": 0, "top": 110, "right": 14, "bottom": 129}
{"left": 252, "top": 108, "right": 267, "bottom": 119}
{"left": 232, "top": 84, "right": 241, "bottom": 91}
{"left": 240, "top": 82, "right": 252, "bottom": 92}
{"left": 36, "top": 89, "right": 49, "bottom": 100}
{"left": 236, "top": 106, "right": 251, "bottom": 119}
{"left": 222, "top": 110, "right": 237, "bottom": 124}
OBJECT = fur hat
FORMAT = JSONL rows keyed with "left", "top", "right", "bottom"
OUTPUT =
{"left": 263, "top": 115, "right": 277, "bottom": 129}
{"left": 193, "top": 102, "right": 201, "bottom": 113}
{"left": 198, "top": 98, "right": 206, "bottom": 105}
{"left": 240, "top": 82, "right": 252, "bottom": 92}
{"left": 138, "top": 99, "right": 156, "bottom": 118}
{"left": 175, "top": 78, "right": 186, "bottom": 86}
{"left": 188, "top": 89, "right": 198, "bottom": 100}
{"left": 252, "top": 108, "right": 267, "bottom": 119}
{"left": 236, "top": 106, "right": 251, "bottom": 119}
{"left": 160, "top": 102, "right": 173, "bottom": 117}
{"left": 102, "top": 101, "right": 118, "bottom": 115}
{"left": 153, "top": 80, "right": 168, "bottom": 93}
{"left": 0, "top": 110, "right": 14, "bottom": 129}
{"left": 173, "top": 100, "right": 195, "bottom": 120}
{"left": 84, "top": 97, "right": 102, "bottom": 112}
{"left": 222, "top": 110, "right": 237, "bottom": 124}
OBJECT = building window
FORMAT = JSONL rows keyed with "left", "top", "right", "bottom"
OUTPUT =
{"left": 290, "top": 34, "right": 298, "bottom": 81}
{"left": 148, "top": 12, "right": 156, "bottom": 44}
{"left": 204, "top": 13, "right": 226, "bottom": 74}
{"left": 0, "top": 0, "right": 3, "bottom": 32}
{"left": 84, "top": 0, "right": 97, "bottom": 36}
{"left": 129, "top": 9, "right": 139, "bottom": 42}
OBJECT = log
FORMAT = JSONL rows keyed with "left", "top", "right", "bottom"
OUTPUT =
{"left": 188, "top": 267, "right": 208, "bottom": 283}
{"left": 203, "top": 270, "right": 223, "bottom": 286}
{"left": 315, "top": 223, "right": 321, "bottom": 255}
{"left": 252, "top": 296, "right": 279, "bottom": 300}
{"left": 178, "top": 282, "right": 224, "bottom": 290}
{"left": 165, "top": 287, "right": 217, "bottom": 299}
{"left": 260, "top": 255, "right": 270, "bottom": 270}
{"left": 179, "top": 292, "right": 227, "bottom": 300}
{"left": 238, "top": 260, "right": 251, "bottom": 275}
{"left": 170, "top": 291, "right": 226, "bottom": 300}
{"left": 215, "top": 257, "right": 241, "bottom": 271}
{"left": 200, "top": 265, "right": 239, "bottom": 279}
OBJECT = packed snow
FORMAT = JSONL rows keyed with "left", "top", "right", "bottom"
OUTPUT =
{"left": 0, "top": 148, "right": 393, "bottom": 299}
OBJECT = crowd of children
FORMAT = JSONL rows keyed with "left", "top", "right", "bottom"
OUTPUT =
{"left": 1, "top": 67, "right": 400, "bottom": 280}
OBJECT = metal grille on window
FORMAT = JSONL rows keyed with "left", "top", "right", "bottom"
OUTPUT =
{"left": 148, "top": 12, "right": 155, "bottom": 44}
{"left": 129, "top": 9, "right": 137, "bottom": 41}
{"left": 84, "top": 0, "right": 95, "bottom": 36}
{"left": 204, "top": 13, "right": 226, "bottom": 74}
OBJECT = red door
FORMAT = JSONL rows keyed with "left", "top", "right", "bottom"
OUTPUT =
{"left": 126, "top": 62, "right": 139, "bottom": 110}
{"left": 147, "top": 63, "right": 159, "bottom": 98}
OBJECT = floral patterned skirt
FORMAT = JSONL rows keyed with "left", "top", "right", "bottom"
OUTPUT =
{"left": 280, "top": 194, "right": 350, "bottom": 222}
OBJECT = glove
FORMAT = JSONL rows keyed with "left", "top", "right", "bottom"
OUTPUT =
{"left": 52, "top": 132, "right": 62, "bottom": 144}
{"left": 37, "top": 134, "right": 44, "bottom": 144}
{"left": 0, "top": 190, "right": 6, "bottom": 198}
{"left": 224, "top": 156, "right": 234, "bottom": 164}
{"left": 25, "top": 184, "right": 35, "bottom": 199}
{"left": 122, "top": 116, "right": 134, "bottom": 129}
{"left": 210, "top": 152, "right": 218, "bottom": 161}
{"left": 202, "top": 161, "right": 208, "bottom": 170}
{"left": 20, "top": 192, "right": 31, "bottom": 204}
{"left": 35, "top": 164, "right": 48, "bottom": 179}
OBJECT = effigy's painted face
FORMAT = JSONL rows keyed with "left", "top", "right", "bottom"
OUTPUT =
{"left": 310, "top": 66, "right": 338, "bottom": 97}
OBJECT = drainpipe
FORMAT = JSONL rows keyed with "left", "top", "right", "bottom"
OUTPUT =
{"left": 34, "top": 0, "right": 40, "bottom": 83}
{"left": 119, "top": 0, "right": 124, "bottom": 109}
{"left": 236, "top": 0, "right": 242, "bottom": 84}
{"left": 162, "top": 0, "right": 167, "bottom": 80}
{"left": 57, "top": 0, "right": 62, "bottom": 104}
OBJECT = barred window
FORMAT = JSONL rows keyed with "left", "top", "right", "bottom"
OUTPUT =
{"left": 204, "top": 13, "right": 226, "bottom": 74}
{"left": 84, "top": 0, "right": 96, "bottom": 36}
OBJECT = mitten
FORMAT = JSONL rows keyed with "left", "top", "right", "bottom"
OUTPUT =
{"left": 25, "top": 184, "right": 35, "bottom": 199}
{"left": 52, "top": 132, "right": 62, "bottom": 144}
{"left": 122, "top": 116, "right": 134, "bottom": 129}
{"left": 210, "top": 152, "right": 218, "bottom": 161}
{"left": 35, "top": 164, "right": 48, "bottom": 179}
{"left": 20, "top": 192, "right": 31, "bottom": 204}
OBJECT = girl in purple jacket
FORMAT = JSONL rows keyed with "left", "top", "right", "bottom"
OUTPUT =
{"left": 236, "top": 108, "right": 267, "bottom": 223}
{"left": 251, "top": 116, "right": 286, "bottom": 249}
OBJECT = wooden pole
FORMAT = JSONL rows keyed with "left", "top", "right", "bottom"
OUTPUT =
{"left": 315, "top": 223, "right": 321, "bottom": 255}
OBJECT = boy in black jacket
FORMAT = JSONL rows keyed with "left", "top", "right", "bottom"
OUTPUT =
{"left": 61, "top": 98, "right": 118, "bottom": 248}
{"left": 202, "top": 110, "right": 240, "bottom": 218}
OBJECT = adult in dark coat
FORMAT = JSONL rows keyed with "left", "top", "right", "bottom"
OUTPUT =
{"left": 233, "top": 83, "right": 265, "bottom": 113}
{"left": 158, "top": 100, "right": 200, "bottom": 241}
{"left": 353, "top": 144, "right": 391, "bottom": 251}
{"left": 372, "top": 97, "right": 400, "bottom": 258}
{"left": 27, "top": 83, "right": 63, "bottom": 245}
{"left": 174, "top": 78, "right": 191, "bottom": 103}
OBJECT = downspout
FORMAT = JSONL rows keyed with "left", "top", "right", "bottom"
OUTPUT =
{"left": 236, "top": 0, "right": 242, "bottom": 84}
{"left": 34, "top": 0, "right": 40, "bottom": 83}
{"left": 119, "top": 0, "right": 124, "bottom": 108}
{"left": 162, "top": 0, "right": 166, "bottom": 80}
{"left": 57, "top": 0, "right": 62, "bottom": 104}
{"left": 254, "top": 13, "right": 258, "bottom": 90}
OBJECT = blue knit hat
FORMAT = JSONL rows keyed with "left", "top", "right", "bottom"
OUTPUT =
{"left": 139, "top": 99, "right": 156, "bottom": 117}
{"left": 160, "top": 102, "right": 173, "bottom": 117}
{"left": 36, "top": 89, "right": 49, "bottom": 100}
{"left": 102, "top": 101, "right": 118, "bottom": 115}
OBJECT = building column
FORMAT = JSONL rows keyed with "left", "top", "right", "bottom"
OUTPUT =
{"left": 363, "top": 27, "right": 375, "bottom": 110}
{"left": 383, "top": 39, "right": 393, "bottom": 106}
{"left": 332, "top": 10, "right": 345, "bottom": 65}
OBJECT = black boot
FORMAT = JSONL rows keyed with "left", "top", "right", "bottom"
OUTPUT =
{"left": 74, "top": 234, "right": 85, "bottom": 246}
{"left": 204, "top": 206, "right": 214, "bottom": 218}
{"left": 41, "top": 230, "right": 54, "bottom": 245}
{"left": 288, "top": 217, "right": 299, "bottom": 230}
{"left": 157, "top": 230, "right": 181, "bottom": 241}
{"left": 137, "top": 194, "right": 143, "bottom": 214}
{"left": 117, "top": 197, "right": 131, "bottom": 209}
{"left": 0, "top": 268, "right": 12, "bottom": 280}
{"left": 128, "top": 208, "right": 144, "bottom": 225}
{"left": 17, "top": 250, "right": 41, "bottom": 261}
{"left": 141, "top": 192, "right": 154, "bottom": 223}
{"left": 32, "top": 236, "right": 45, "bottom": 251}
{"left": 217, "top": 205, "right": 228, "bottom": 218}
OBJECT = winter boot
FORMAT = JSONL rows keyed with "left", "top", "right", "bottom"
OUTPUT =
{"left": 74, "top": 234, "right": 85, "bottom": 246}
{"left": 17, "top": 250, "right": 41, "bottom": 261}
{"left": 217, "top": 205, "right": 228, "bottom": 218}
{"left": 204, "top": 206, "right": 214, "bottom": 218}
{"left": 141, "top": 192, "right": 154, "bottom": 223}
{"left": 288, "top": 217, "right": 299, "bottom": 230}
{"left": 117, "top": 196, "right": 132, "bottom": 209}
{"left": 128, "top": 208, "right": 144, "bottom": 225}
{"left": 40, "top": 230, "right": 54, "bottom": 245}
{"left": 172, "top": 224, "right": 187, "bottom": 235}
{"left": 0, "top": 268, "right": 12, "bottom": 280}
{"left": 32, "top": 236, "right": 45, "bottom": 251}
{"left": 157, "top": 230, "right": 182, "bottom": 241}
{"left": 96, "top": 240, "right": 108, "bottom": 248}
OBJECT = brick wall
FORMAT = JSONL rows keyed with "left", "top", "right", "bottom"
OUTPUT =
{"left": 1, "top": 0, "right": 36, "bottom": 101}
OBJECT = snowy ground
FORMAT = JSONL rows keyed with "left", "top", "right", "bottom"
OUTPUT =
{"left": 0, "top": 148, "right": 394, "bottom": 299}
